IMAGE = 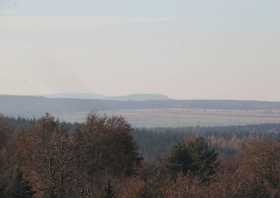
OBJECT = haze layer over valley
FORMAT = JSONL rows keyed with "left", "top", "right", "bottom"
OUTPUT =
{"left": 1, "top": 94, "right": 280, "bottom": 127}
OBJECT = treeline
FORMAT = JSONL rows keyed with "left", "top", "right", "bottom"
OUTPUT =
{"left": 4, "top": 116, "right": 280, "bottom": 161}
{"left": 134, "top": 124, "right": 280, "bottom": 161}
{"left": 0, "top": 114, "right": 280, "bottom": 197}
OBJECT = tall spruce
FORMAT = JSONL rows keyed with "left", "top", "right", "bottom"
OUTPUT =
{"left": 168, "top": 137, "right": 218, "bottom": 182}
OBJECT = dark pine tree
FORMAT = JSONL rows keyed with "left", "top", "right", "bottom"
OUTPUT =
{"left": 168, "top": 137, "right": 218, "bottom": 182}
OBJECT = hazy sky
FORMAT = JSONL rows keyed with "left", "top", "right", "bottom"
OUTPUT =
{"left": 0, "top": 0, "right": 280, "bottom": 100}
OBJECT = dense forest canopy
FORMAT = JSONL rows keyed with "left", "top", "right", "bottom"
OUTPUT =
{"left": 0, "top": 114, "right": 280, "bottom": 197}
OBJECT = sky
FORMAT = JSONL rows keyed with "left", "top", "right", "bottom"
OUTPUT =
{"left": 0, "top": 0, "right": 280, "bottom": 100}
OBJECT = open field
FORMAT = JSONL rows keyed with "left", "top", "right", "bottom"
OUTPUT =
{"left": 57, "top": 108, "right": 280, "bottom": 128}
{"left": 2, "top": 95, "right": 280, "bottom": 127}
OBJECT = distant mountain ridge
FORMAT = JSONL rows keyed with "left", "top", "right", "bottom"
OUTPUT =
{"left": 1, "top": 95, "right": 280, "bottom": 126}
{"left": 47, "top": 93, "right": 106, "bottom": 100}
{"left": 47, "top": 93, "right": 170, "bottom": 101}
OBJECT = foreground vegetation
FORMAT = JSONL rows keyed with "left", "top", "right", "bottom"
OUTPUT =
{"left": 0, "top": 114, "right": 280, "bottom": 197}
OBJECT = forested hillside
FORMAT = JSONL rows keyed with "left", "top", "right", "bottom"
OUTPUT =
{"left": 0, "top": 114, "right": 280, "bottom": 197}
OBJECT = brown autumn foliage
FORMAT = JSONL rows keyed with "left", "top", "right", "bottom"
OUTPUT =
{"left": 116, "top": 177, "right": 145, "bottom": 198}
{"left": 16, "top": 114, "right": 140, "bottom": 198}
{"left": 16, "top": 114, "right": 73, "bottom": 198}
{"left": 0, "top": 114, "right": 280, "bottom": 198}
{"left": 114, "top": 138, "right": 280, "bottom": 198}
{"left": 70, "top": 114, "right": 140, "bottom": 197}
